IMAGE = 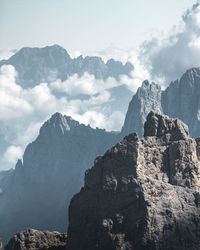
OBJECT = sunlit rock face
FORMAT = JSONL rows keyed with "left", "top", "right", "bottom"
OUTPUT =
{"left": 0, "top": 112, "right": 118, "bottom": 244}
{"left": 67, "top": 111, "right": 200, "bottom": 250}
{"left": 0, "top": 45, "right": 133, "bottom": 88}
{"left": 121, "top": 68, "right": 200, "bottom": 138}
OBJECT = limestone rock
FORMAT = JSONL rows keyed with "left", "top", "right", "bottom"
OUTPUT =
{"left": 67, "top": 112, "right": 200, "bottom": 250}
{"left": 144, "top": 111, "right": 189, "bottom": 141}
{"left": 5, "top": 229, "right": 67, "bottom": 250}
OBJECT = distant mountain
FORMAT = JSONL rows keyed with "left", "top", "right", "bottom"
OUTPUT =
{"left": 0, "top": 45, "right": 133, "bottom": 88}
{"left": 0, "top": 113, "right": 118, "bottom": 244}
{"left": 121, "top": 68, "right": 200, "bottom": 138}
{"left": 121, "top": 80, "right": 162, "bottom": 138}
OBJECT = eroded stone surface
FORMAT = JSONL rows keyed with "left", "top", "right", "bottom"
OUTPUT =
{"left": 5, "top": 229, "right": 67, "bottom": 250}
{"left": 67, "top": 111, "right": 200, "bottom": 250}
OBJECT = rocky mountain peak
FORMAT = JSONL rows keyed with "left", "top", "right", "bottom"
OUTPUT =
{"left": 121, "top": 81, "right": 162, "bottom": 138}
{"left": 144, "top": 110, "right": 190, "bottom": 140}
{"left": 39, "top": 112, "right": 80, "bottom": 136}
{"left": 180, "top": 67, "right": 200, "bottom": 87}
{"left": 67, "top": 112, "right": 200, "bottom": 250}
{"left": 11, "top": 44, "right": 71, "bottom": 63}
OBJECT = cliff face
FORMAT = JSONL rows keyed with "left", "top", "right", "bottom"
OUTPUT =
{"left": 121, "top": 68, "right": 200, "bottom": 138}
{"left": 162, "top": 68, "right": 200, "bottom": 138}
{"left": 67, "top": 111, "right": 200, "bottom": 250}
{"left": 0, "top": 113, "right": 118, "bottom": 244}
{"left": 121, "top": 81, "right": 162, "bottom": 138}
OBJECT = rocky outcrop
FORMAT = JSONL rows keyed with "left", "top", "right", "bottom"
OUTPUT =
{"left": 0, "top": 240, "right": 2, "bottom": 250}
{"left": 5, "top": 229, "right": 67, "bottom": 250}
{"left": 0, "top": 113, "right": 118, "bottom": 244}
{"left": 0, "top": 45, "right": 133, "bottom": 87}
{"left": 67, "top": 111, "right": 200, "bottom": 250}
{"left": 121, "top": 67, "right": 200, "bottom": 138}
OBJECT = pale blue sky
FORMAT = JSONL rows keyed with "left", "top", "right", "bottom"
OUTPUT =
{"left": 0, "top": 0, "right": 195, "bottom": 53}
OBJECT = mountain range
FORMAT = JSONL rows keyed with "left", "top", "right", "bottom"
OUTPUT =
{"left": 5, "top": 111, "right": 200, "bottom": 250}
{"left": 1, "top": 45, "right": 200, "bottom": 245}
{"left": 0, "top": 44, "right": 133, "bottom": 88}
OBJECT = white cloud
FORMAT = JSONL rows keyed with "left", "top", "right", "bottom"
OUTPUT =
{"left": 50, "top": 73, "right": 121, "bottom": 96}
{"left": 0, "top": 49, "right": 16, "bottom": 60}
{"left": 140, "top": 2, "right": 200, "bottom": 85}
{"left": 0, "top": 65, "right": 128, "bottom": 170}
{"left": 3, "top": 146, "right": 23, "bottom": 164}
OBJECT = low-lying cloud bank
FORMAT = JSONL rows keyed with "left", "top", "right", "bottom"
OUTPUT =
{"left": 0, "top": 64, "right": 133, "bottom": 170}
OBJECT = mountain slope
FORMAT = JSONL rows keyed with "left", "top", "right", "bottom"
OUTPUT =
{"left": 0, "top": 45, "right": 133, "bottom": 88}
{"left": 0, "top": 113, "right": 118, "bottom": 244}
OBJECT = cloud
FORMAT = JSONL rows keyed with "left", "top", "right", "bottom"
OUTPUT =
{"left": 50, "top": 73, "right": 121, "bottom": 96}
{"left": 140, "top": 2, "right": 200, "bottom": 85}
{"left": 0, "top": 65, "right": 126, "bottom": 170}
{"left": 0, "top": 49, "right": 16, "bottom": 60}
{"left": 3, "top": 146, "right": 23, "bottom": 164}
{"left": 93, "top": 46, "right": 149, "bottom": 93}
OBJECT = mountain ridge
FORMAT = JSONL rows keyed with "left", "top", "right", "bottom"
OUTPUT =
{"left": 0, "top": 44, "right": 134, "bottom": 88}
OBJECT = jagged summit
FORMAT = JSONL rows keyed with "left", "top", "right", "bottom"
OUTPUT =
{"left": 67, "top": 112, "right": 200, "bottom": 250}
{"left": 39, "top": 112, "right": 81, "bottom": 136}
{"left": 12, "top": 44, "right": 70, "bottom": 58}
{"left": 121, "top": 80, "right": 162, "bottom": 138}
{"left": 0, "top": 45, "right": 133, "bottom": 87}
{"left": 144, "top": 111, "right": 190, "bottom": 140}
{"left": 0, "top": 112, "right": 118, "bottom": 244}
{"left": 180, "top": 67, "right": 200, "bottom": 86}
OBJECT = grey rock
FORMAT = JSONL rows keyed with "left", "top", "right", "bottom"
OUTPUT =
{"left": 0, "top": 113, "right": 118, "bottom": 244}
{"left": 0, "top": 45, "right": 133, "bottom": 88}
{"left": 162, "top": 67, "right": 200, "bottom": 138}
{"left": 121, "top": 67, "right": 200, "bottom": 139}
{"left": 67, "top": 112, "right": 200, "bottom": 250}
{"left": 5, "top": 229, "right": 67, "bottom": 250}
{"left": 144, "top": 111, "right": 189, "bottom": 141}
{"left": 121, "top": 80, "right": 163, "bottom": 138}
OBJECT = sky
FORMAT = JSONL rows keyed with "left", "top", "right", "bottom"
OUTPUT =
{"left": 0, "top": 0, "right": 195, "bottom": 53}
{"left": 1, "top": 0, "right": 200, "bottom": 170}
